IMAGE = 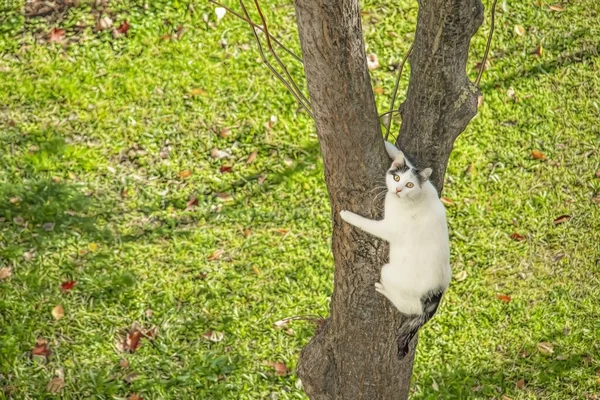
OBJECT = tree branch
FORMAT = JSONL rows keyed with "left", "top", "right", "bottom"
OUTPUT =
{"left": 475, "top": 0, "right": 498, "bottom": 86}
{"left": 384, "top": 42, "right": 413, "bottom": 141}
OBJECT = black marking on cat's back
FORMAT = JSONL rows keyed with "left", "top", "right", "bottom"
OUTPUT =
{"left": 396, "top": 288, "right": 445, "bottom": 360}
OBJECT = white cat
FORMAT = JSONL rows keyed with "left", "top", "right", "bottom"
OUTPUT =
{"left": 340, "top": 141, "right": 451, "bottom": 359}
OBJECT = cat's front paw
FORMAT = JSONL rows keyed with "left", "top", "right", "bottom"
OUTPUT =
{"left": 339, "top": 210, "right": 352, "bottom": 222}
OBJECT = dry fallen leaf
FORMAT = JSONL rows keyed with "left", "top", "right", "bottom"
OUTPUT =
{"left": 186, "top": 196, "right": 199, "bottom": 211}
{"left": 507, "top": 87, "right": 516, "bottom": 100}
{"left": 592, "top": 197, "right": 600, "bottom": 203}
{"left": 516, "top": 378, "right": 525, "bottom": 389}
{"left": 510, "top": 233, "right": 526, "bottom": 241}
{"left": 126, "top": 330, "right": 142, "bottom": 353}
{"left": 215, "top": 7, "right": 227, "bottom": 21}
{"left": 246, "top": 151, "right": 258, "bottom": 164}
{"left": 454, "top": 270, "right": 468, "bottom": 282}
{"left": 9, "top": 196, "right": 21, "bottom": 204}
{"left": 190, "top": 88, "right": 207, "bottom": 96}
{"left": 219, "top": 166, "right": 232, "bottom": 173}
{"left": 374, "top": 86, "right": 385, "bottom": 95}
{"left": 96, "top": 16, "right": 113, "bottom": 31}
{"left": 61, "top": 281, "right": 76, "bottom": 293}
{"left": 51, "top": 305, "right": 64, "bottom": 321}
{"left": 366, "top": 53, "right": 379, "bottom": 70}
{"left": 243, "top": 228, "right": 251, "bottom": 238}
{"left": 202, "top": 331, "right": 224, "bottom": 342}
{"left": 497, "top": 294, "right": 512, "bottom": 303}
{"left": 501, "top": 396, "right": 514, "bottom": 400}
{"left": 210, "top": 148, "right": 230, "bottom": 159}
{"left": 514, "top": 25, "right": 526, "bottom": 37}
{"left": 207, "top": 249, "right": 224, "bottom": 261}
{"left": 273, "top": 318, "right": 290, "bottom": 329}
{"left": 119, "top": 358, "right": 130, "bottom": 369}
{"left": 553, "top": 215, "right": 571, "bottom": 225}
{"left": 216, "top": 192, "right": 233, "bottom": 202}
{"left": 49, "top": 28, "right": 65, "bottom": 43}
{"left": 179, "top": 169, "right": 192, "bottom": 179}
{"left": 128, "top": 394, "right": 143, "bottom": 400}
{"left": 219, "top": 127, "right": 231, "bottom": 138}
{"left": 531, "top": 150, "right": 546, "bottom": 160}
{"left": 33, "top": 337, "right": 51, "bottom": 359}
{"left": 46, "top": 377, "right": 65, "bottom": 393}
{"left": 116, "top": 20, "right": 130, "bottom": 35}
{"left": 537, "top": 342, "right": 554, "bottom": 355}
{"left": 266, "top": 361, "right": 288, "bottom": 376}
{"left": 549, "top": 4, "right": 565, "bottom": 11}
{"left": 532, "top": 43, "right": 543, "bottom": 57}
{"left": 440, "top": 197, "right": 453, "bottom": 206}
{"left": 0, "top": 267, "right": 12, "bottom": 281}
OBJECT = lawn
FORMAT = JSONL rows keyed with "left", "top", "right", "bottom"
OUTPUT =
{"left": 0, "top": 0, "right": 599, "bottom": 399}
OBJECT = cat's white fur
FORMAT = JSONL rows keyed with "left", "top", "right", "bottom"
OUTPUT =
{"left": 340, "top": 142, "right": 451, "bottom": 316}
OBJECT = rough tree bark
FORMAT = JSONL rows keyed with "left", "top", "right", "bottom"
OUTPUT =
{"left": 293, "top": 0, "right": 484, "bottom": 399}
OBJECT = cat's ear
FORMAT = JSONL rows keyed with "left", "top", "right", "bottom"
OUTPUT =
{"left": 384, "top": 141, "right": 401, "bottom": 160}
{"left": 419, "top": 168, "right": 433, "bottom": 181}
{"left": 392, "top": 152, "right": 406, "bottom": 169}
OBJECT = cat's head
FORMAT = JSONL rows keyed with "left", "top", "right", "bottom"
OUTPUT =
{"left": 386, "top": 151, "right": 432, "bottom": 200}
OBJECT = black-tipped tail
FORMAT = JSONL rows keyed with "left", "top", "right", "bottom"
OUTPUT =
{"left": 396, "top": 289, "right": 444, "bottom": 360}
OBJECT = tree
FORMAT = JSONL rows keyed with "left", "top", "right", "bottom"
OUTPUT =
{"left": 212, "top": 0, "right": 488, "bottom": 397}
{"left": 293, "top": 0, "right": 484, "bottom": 398}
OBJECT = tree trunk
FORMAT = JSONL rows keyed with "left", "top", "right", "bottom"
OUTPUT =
{"left": 293, "top": 0, "right": 483, "bottom": 398}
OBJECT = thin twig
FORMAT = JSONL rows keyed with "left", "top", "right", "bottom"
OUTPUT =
{"left": 238, "top": 0, "right": 314, "bottom": 119}
{"left": 208, "top": 0, "right": 303, "bottom": 64}
{"left": 384, "top": 42, "right": 414, "bottom": 141}
{"left": 475, "top": 0, "right": 498, "bottom": 87}
{"left": 251, "top": 0, "right": 311, "bottom": 107}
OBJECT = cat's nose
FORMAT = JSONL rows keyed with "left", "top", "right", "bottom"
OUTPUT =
{"left": 396, "top": 188, "right": 402, "bottom": 193}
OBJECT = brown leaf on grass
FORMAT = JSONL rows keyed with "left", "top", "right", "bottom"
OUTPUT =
{"left": 537, "top": 342, "right": 554, "bottom": 355}
{"left": 516, "top": 378, "right": 525, "bottom": 389}
{"left": 96, "top": 16, "right": 113, "bottom": 31}
{"left": 119, "top": 358, "right": 130, "bottom": 369}
{"left": 246, "top": 151, "right": 258, "bottom": 164}
{"left": 51, "top": 305, "right": 64, "bottom": 321}
{"left": 32, "top": 338, "right": 51, "bottom": 358}
{"left": 501, "top": 396, "right": 513, "bottom": 400}
{"left": 496, "top": 294, "right": 512, "bottom": 303}
{"left": 185, "top": 196, "right": 198, "bottom": 211}
{"left": 23, "top": 249, "right": 36, "bottom": 261}
{"left": 531, "top": 150, "right": 546, "bottom": 160}
{"left": 243, "top": 228, "right": 251, "bottom": 238}
{"left": 454, "top": 270, "right": 468, "bottom": 282}
{"left": 257, "top": 176, "right": 266, "bottom": 185}
{"left": 201, "top": 331, "right": 224, "bottom": 342}
{"left": 126, "top": 330, "right": 142, "bottom": 353}
{"left": 592, "top": 197, "right": 600, "bottom": 203}
{"left": 440, "top": 197, "right": 453, "bottom": 206}
{"left": 549, "top": 4, "right": 565, "bottom": 11}
{"left": 179, "top": 169, "right": 192, "bottom": 179}
{"left": 128, "top": 395, "right": 143, "bottom": 400}
{"left": 190, "top": 88, "right": 207, "bottom": 96}
{"left": 374, "top": 86, "right": 385, "bottom": 95}
{"left": 9, "top": 196, "right": 21, "bottom": 204}
{"left": 510, "top": 233, "right": 526, "bottom": 241}
{"left": 595, "top": 170, "right": 600, "bottom": 179}
{"left": 0, "top": 267, "right": 12, "bottom": 281}
{"left": 514, "top": 25, "right": 526, "bottom": 36}
{"left": 61, "top": 281, "right": 76, "bottom": 293}
{"left": 117, "top": 21, "right": 130, "bottom": 35}
{"left": 144, "top": 326, "right": 159, "bottom": 341}
{"left": 553, "top": 215, "right": 571, "bottom": 225}
{"left": 266, "top": 361, "right": 288, "bottom": 376}
{"left": 46, "top": 377, "right": 65, "bottom": 393}
{"left": 210, "top": 148, "right": 230, "bottom": 159}
{"left": 207, "top": 249, "right": 224, "bottom": 261}
{"left": 219, "top": 127, "right": 231, "bottom": 138}
{"left": 532, "top": 43, "right": 543, "bottom": 57}
{"left": 215, "top": 192, "right": 233, "bottom": 202}
{"left": 219, "top": 166, "right": 232, "bottom": 173}
{"left": 49, "top": 28, "right": 65, "bottom": 43}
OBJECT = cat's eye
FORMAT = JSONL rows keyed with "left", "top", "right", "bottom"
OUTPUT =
{"left": 406, "top": 182, "right": 414, "bottom": 188}
{"left": 393, "top": 175, "right": 400, "bottom": 182}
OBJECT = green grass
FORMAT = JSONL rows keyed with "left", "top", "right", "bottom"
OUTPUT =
{"left": 1, "top": 0, "right": 599, "bottom": 398}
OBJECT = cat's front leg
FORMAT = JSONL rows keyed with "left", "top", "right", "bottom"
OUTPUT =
{"left": 340, "top": 210, "right": 388, "bottom": 240}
